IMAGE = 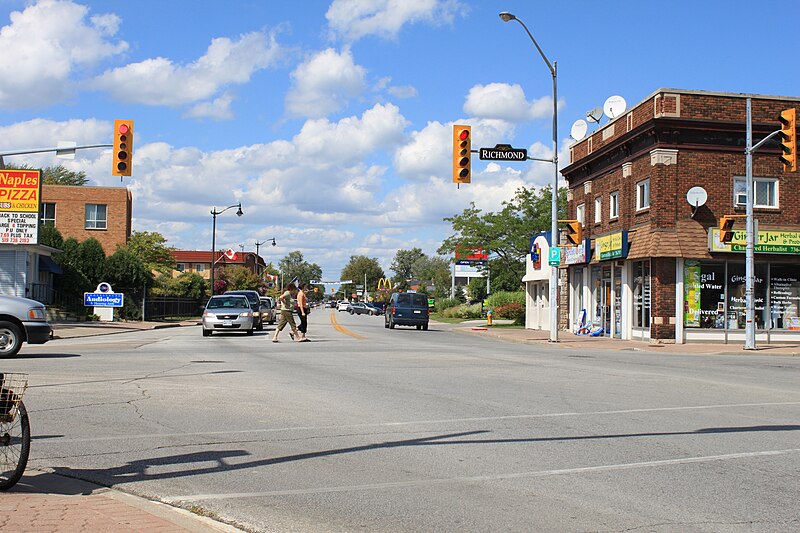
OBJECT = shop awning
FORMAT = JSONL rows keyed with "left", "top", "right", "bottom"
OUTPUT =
{"left": 39, "top": 255, "right": 63, "bottom": 274}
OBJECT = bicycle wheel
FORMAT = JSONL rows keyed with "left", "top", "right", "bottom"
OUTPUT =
{"left": 0, "top": 400, "right": 30, "bottom": 490}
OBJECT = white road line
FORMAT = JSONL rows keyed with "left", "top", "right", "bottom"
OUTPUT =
{"left": 165, "top": 447, "right": 800, "bottom": 501}
{"left": 44, "top": 401, "right": 800, "bottom": 444}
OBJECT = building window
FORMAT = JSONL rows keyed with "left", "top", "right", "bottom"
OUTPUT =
{"left": 176, "top": 263, "right": 185, "bottom": 273}
{"left": 85, "top": 204, "right": 107, "bottom": 229}
{"left": 632, "top": 260, "right": 651, "bottom": 329}
{"left": 594, "top": 197, "right": 602, "bottom": 223}
{"left": 636, "top": 179, "right": 650, "bottom": 210}
{"left": 576, "top": 203, "right": 585, "bottom": 226}
{"left": 195, "top": 264, "right": 205, "bottom": 273}
{"left": 733, "top": 177, "right": 778, "bottom": 208}
{"left": 40, "top": 202, "right": 56, "bottom": 225}
{"left": 609, "top": 191, "right": 619, "bottom": 219}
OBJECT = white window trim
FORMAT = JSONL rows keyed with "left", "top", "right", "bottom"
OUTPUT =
{"left": 195, "top": 264, "right": 206, "bottom": 272}
{"left": 609, "top": 191, "right": 619, "bottom": 219}
{"left": 85, "top": 204, "right": 107, "bottom": 230}
{"left": 576, "top": 203, "right": 585, "bottom": 226}
{"left": 636, "top": 179, "right": 650, "bottom": 211}
{"left": 733, "top": 176, "right": 779, "bottom": 208}
{"left": 594, "top": 197, "right": 602, "bottom": 223}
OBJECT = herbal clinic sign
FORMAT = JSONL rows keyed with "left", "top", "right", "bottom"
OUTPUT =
{"left": 0, "top": 169, "right": 41, "bottom": 245}
{"left": 596, "top": 231, "right": 629, "bottom": 260}
{"left": 710, "top": 229, "right": 800, "bottom": 254}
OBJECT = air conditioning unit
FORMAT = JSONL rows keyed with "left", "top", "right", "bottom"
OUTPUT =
{"left": 735, "top": 192, "right": 747, "bottom": 206}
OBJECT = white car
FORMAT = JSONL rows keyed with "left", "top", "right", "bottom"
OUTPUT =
{"left": 337, "top": 301, "right": 352, "bottom": 312}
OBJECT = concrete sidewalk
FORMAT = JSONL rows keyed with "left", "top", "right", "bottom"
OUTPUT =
{"left": 452, "top": 320, "right": 800, "bottom": 356}
{"left": 51, "top": 319, "right": 199, "bottom": 340}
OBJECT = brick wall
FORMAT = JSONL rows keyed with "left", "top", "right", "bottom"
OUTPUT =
{"left": 651, "top": 257, "right": 676, "bottom": 341}
{"left": 42, "top": 185, "right": 132, "bottom": 255}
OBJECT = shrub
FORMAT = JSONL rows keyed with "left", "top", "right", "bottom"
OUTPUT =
{"left": 493, "top": 302, "right": 525, "bottom": 324}
{"left": 486, "top": 291, "right": 525, "bottom": 310}
{"left": 438, "top": 297, "right": 460, "bottom": 311}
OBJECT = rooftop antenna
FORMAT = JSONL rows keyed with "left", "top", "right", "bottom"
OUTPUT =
{"left": 570, "top": 119, "right": 588, "bottom": 142}
{"left": 603, "top": 95, "right": 627, "bottom": 120}
{"left": 586, "top": 106, "right": 603, "bottom": 124}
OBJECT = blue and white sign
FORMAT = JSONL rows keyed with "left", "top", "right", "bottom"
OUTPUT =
{"left": 84, "top": 292, "right": 124, "bottom": 307}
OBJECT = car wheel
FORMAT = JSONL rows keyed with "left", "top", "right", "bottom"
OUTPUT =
{"left": 349, "top": 309, "right": 354, "bottom": 315}
{"left": 422, "top": 324, "right": 428, "bottom": 331}
{"left": 202, "top": 329, "right": 211, "bottom": 337}
{"left": 0, "top": 321, "right": 23, "bottom": 357}
{"left": 416, "top": 325, "right": 421, "bottom": 330}
{"left": 384, "top": 319, "right": 389, "bottom": 329}
{"left": 246, "top": 329, "right": 254, "bottom": 336}
{"left": 389, "top": 317, "right": 395, "bottom": 329}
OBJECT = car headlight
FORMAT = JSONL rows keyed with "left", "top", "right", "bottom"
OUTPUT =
{"left": 28, "top": 307, "right": 46, "bottom": 320}
{"left": 240, "top": 311, "right": 252, "bottom": 318}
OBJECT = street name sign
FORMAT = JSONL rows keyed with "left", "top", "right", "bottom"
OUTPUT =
{"left": 479, "top": 144, "right": 527, "bottom": 161}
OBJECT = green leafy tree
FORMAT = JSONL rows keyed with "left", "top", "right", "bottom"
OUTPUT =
{"left": 278, "top": 251, "right": 322, "bottom": 287}
{"left": 119, "top": 231, "right": 175, "bottom": 275}
{"left": 77, "top": 238, "right": 106, "bottom": 287}
{"left": 340, "top": 255, "right": 385, "bottom": 300}
{"left": 7, "top": 163, "right": 88, "bottom": 185}
{"left": 411, "top": 255, "right": 451, "bottom": 300}
{"left": 40, "top": 223, "right": 64, "bottom": 249}
{"left": 102, "top": 249, "right": 152, "bottom": 320}
{"left": 52, "top": 237, "right": 90, "bottom": 298}
{"left": 390, "top": 248, "right": 425, "bottom": 285}
{"left": 152, "top": 272, "right": 208, "bottom": 299}
{"left": 438, "top": 185, "right": 566, "bottom": 292}
{"left": 223, "top": 266, "right": 261, "bottom": 290}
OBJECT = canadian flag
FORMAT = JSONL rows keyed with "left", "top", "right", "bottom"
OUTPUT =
{"left": 266, "top": 274, "right": 278, "bottom": 281}
{"left": 224, "top": 248, "right": 238, "bottom": 261}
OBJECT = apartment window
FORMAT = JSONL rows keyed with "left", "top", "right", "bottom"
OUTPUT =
{"left": 176, "top": 263, "right": 186, "bottom": 273}
{"left": 85, "top": 204, "right": 107, "bottom": 229}
{"left": 733, "top": 177, "right": 778, "bottom": 208}
{"left": 609, "top": 191, "right": 619, "bottom": 219}
{"left": 636, "top": 179, "right": 650, "bottom": 210}
{"left": 594, "top": 197, "right": 602, "bottom": 223}
{"left": 40, "top": 202, "right": 56, "bottom": 225}
{"left": 195, "top": 264, "right": 205, "bottom": 273}
{"left": 576, "top": 203, "right": 585, "bottom": 226}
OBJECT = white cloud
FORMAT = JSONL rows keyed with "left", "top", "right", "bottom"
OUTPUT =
{"left": 183, "top": 93, "right": 235, "bottom": 121}
{"left": 0, "top": 0, "right": 128, "bottom": 108}
{"left": 92, "top": 30, "right": 282, "bottom": 106}
{"left": 464, "top": 83, "right": 553, "bottom": 122}
{"left": 285, "top": 48, "right": 366, "bottom": 118}
{"left": 326, "top": 0, "right": 464, "bottom": 42}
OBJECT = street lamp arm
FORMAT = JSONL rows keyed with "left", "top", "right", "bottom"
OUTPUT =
{"left": 211, "top": 202, "right": 243, "bottom": 217}
{"left": 508, "top": 17, "right": 554, "bottom": 76}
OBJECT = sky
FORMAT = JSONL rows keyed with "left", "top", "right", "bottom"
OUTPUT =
{"left": 1, "top": 0, "right": 798, "bottom": 282}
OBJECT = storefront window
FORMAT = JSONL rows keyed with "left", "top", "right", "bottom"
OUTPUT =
{"left": 726, "top": 263, "right": 767, "bottom": 329}
{"left": 633, "top": 260, "right": 651, "bottom": 328}
{"left": 768, "top": 265, "right": 800, "bottom": 329}
{"left": 684, "top": 261, "right": 725, "bottom": 328}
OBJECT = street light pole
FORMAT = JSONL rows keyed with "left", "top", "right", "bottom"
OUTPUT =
{"left": 254, "top": 238, "right": 277, "bottom": 278}
{"left": 209, "top": 202, "right": 243, "bottom": 295}
{"left": 500, "top": 12, "right": 560, "bottom": 342}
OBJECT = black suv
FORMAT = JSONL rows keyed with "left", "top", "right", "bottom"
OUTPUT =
{"left": 385, "top": 292, "right": 429, "bottom": 330}
{"left": 224, "top": 290, "right": 264, "bottom": 331}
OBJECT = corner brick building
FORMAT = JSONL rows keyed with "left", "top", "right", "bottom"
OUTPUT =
{"left": 560, "top": 89, "right": 800, "bottom": 344}
{"left": 40, "top": 184, "right": 132, "bottom": 254}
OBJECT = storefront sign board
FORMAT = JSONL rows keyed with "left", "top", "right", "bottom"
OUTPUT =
{"left": 597, "top": 231, "right": 628, "bottom": 260}
{"left": 0, "top": 169, "right": 41, "bottom": 245}
{"left": 564, "top": 239, "right": 591, "bottom": 265}
{"left": 710, "top": 228, "right": 800, "bottom": 254}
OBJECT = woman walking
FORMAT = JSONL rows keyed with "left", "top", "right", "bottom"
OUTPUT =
{"left": 296, "top": 282, "right": 311, "bottom": 341}
{"left": 272, "top": 283, "right": 300, "bottom": 342}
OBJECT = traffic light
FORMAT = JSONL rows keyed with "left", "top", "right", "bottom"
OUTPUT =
{"left": 719, "top": 215, "right": 735, "bottom": 244}
{"left": 453, "top": 125, "right": 471, "bottom": 184}
{"left": 779, "top": 108, "right": 796, "bottom": 172}
{"left": 112, "top": 119, "right": 134, "bottom": 177}
{"left": 565, "top": 220, "right": 582, "bottom": 246}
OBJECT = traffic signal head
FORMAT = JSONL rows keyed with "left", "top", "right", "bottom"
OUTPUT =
{"left": 719, "top": 215, "right": 735, "bottom": 244}
{"left": 112, "top": 120, "right": 134, "bottom": 177}
{"left": 779, "top": 108, "right": 796, "bottom": 172}
{"left": 565, "top": 220, "right": 582, "bottom": 246}
{"left": 452, "top": 125, "right": 471, "bottom": 184}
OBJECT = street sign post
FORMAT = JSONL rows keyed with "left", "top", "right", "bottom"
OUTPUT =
{"left": 548, "top": 246, "right": 561, "bottom": 266}
{"left": 479, "top": 144, "right": 527, "bottom": 161}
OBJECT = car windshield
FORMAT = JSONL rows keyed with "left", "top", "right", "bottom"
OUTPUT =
{"left": 207, "top": 296, "right": 249, "bottom": 309}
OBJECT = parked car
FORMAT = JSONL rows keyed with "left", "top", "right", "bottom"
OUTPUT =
{"left": 364, "top": 303, "right": 383, "bottom": 316}
{"left": 370, "top": 301, "right": 387, "bottom": 314}
{"left": 202, "top": 295, "right": 255, "bottom": 336}
{"left": 224, "top": 290, "right": 263, "bottom": 330}
{"left": 385, "top": 292, "right": 430, "bottom": 330}
{"left": 0, "top": 295, "right": 52, "bottom": 357}
{"left": 349, "top": 302, "right": 373, "bottom": 315}
{"left": 259, "top": 297, "right": 276, "bottom": 325}
{"left": 337, "top": 301, "right": 352, "bottom": 312}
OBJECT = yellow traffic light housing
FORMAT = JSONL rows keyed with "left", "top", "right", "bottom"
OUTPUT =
{"left": 564, "top": 220, "right": 582, "bottom": 246}
{"left": 112, "top": 120, "right": 134, "bottom": 177}
{"left": 779, "top": 108, "right": 796, "bottom": 172}
{"left": 453, "top": 125, "right": 471, "bottom": 184}
{"left": 719, "top": 215, "right": 735, "bottom": 244}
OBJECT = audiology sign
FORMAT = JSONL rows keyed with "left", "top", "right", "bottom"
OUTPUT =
{"left": 710, "top": 228, "right": 800, "bottom": 254}
{"left": 0, "top": 169, "right": 41, "bottom": 245}
{"left": 84, "top": 282, "right": 124, "bottom": 307}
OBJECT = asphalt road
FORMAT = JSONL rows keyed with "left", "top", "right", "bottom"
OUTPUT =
{"left": 6, "top": 310, "right": 800, "bottom": 532}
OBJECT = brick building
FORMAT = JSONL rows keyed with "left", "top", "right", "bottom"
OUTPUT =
{"left": 170, "top": 250, "right": 266, "bottom": 281}
{"left": 558, "top": 89, "right": 800, "bottom": 344}
{"left": 40, "top": 184, "right": 132, "bottom": 254}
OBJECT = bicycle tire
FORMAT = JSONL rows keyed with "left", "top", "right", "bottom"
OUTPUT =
{"left": 0, "top": 400, "right": 30, "bottom": 490}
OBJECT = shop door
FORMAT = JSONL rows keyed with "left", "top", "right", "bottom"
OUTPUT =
{"left": 602, "top": 267, "right": 612, "bottom": 335}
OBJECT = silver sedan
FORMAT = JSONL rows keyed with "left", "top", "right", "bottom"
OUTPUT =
{"left": 202, "top": 295, "right": 255, "bottom": 336}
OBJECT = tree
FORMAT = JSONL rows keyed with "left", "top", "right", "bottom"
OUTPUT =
{"left": 7, "top": 163, "right": 88, "bottom": 185}
{"left": 40, "top": 223, "right": 64, "bottom": 249}
{"left": 340, "top": 255, "right": 385, "bottom": 300}
{"left": 119, "top": 231, "right": 175, "bottom": 275}
{"left": 390, "top": 248, "right": 425, "bottom": 284}
{"left": 438, "top": 185, "right": 567, "bottom": 292}
{"left": 278, "top": 251, "right": 322, "bottom": 287}
{"left": 77, "top": 238, "right": 106, "bottom": 288}
{"left": 152, "top": 272, "right": 207, "bottom": 299}
{"left": 52, "top": 237, "right": 90, "bottom": 298}
{"left": 219, "top": 266, "right": 261, "bottom": 291}
{"left": 412, "top": 255, "right": 451, "bottom": 300}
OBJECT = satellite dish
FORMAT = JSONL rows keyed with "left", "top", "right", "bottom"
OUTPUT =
{"left": 686, "top": 186, "right": 708, "bottom": 218}
{"left": 570, "top": 119, "right": 588, "bottom": 141}
{"left": 603, "top": 95, "right": 627, "bottom": 119}
{"left": 586, "top": 106, "right": 603, "bottom": 123}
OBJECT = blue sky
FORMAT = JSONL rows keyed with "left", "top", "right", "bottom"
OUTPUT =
{"left": 1, "top": 0, "right": 798, "bottom": 281}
